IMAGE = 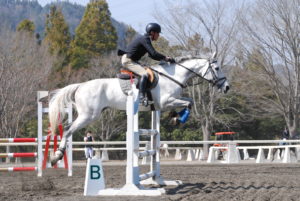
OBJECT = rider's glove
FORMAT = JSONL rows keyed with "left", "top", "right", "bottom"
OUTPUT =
{"left": 165, "top": 57, "right": 176, "bottom": 63}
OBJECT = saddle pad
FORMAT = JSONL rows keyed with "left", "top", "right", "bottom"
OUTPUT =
{"left": 118, "top": 78, "right": 138, "bottom": 96}
{"left": 117, "top": 73, "right": 135, "bottom": 80}
{"left": 118, "top": 72, "right": 158, "bottom": 96}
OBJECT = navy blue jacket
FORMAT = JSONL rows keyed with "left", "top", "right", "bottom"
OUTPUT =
{"left": 126, "top": 34, "right": 166, "bottom": 61}
{"left": 85, "top": 136, "right": 93, "bottom": 148}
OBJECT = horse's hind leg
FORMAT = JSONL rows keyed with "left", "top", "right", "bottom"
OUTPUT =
{"left": 51, "top": 114, "right": 93, "bottom": 166}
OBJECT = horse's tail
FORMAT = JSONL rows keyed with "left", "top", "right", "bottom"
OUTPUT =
{"left": 49, "top": 83, "right": 80, "bottom": 136}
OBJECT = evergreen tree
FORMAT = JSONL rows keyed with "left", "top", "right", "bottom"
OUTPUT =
{"left": 44, "top": 5, "right": 71, "bottom": 56}
{"left": 70, "top": 0, "right": 117, "bottom": 69}
{"left": 124, "top": 25, "right": 136, "bottom": 46}
{"left": 17, "top": 19, "right": 35, "bottom": 34}
{"left": 187, "top": 33, "right": 209, "bottom": 54}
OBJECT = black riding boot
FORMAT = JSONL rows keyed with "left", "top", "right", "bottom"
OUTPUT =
{"left": 139, "top": 75, "right": 149, "bottom": 106}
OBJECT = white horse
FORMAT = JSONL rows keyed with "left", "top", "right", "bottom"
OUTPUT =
{"left": 49, "top": 53, "right": 229, "bottom": 165}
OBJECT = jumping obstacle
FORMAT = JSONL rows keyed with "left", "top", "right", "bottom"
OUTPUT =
{"left": 98, "top": 89, "right": 182, "bottom": 196}
{"left": 0, "top": 167, "right": 37, "bottom": 172}
{"left": 0, "top": 136, "right": 67, "bottom": 176}
{"left": 0, "top": 137, "right": 38, "bottom": 165}
{"left": 0, "top": 138, "right": 37, "bottom": 143}
{"left": 0, "top": 91, "right": 73, "bottom": 176}
{"left": 0, "top": 152, "right": 37, "bottom": 158}
{"left": 37, "top": 91, "right": 73, "bottom": 177}
{"left": 0, "top": 137, "right": 41, "bottom": 173}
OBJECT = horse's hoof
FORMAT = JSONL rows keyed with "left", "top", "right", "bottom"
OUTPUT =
{"left": 50, "top": 150, "right": 63, "bottom": 166}
{"left": 50, "top": 157, "right": 58, "bottom": 166}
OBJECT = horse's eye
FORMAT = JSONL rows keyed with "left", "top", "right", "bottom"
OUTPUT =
{"left": 215, "top": 67, "right": 219, "bottom": 71}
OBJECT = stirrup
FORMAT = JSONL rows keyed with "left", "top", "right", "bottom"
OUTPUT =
{"left": 140, "top": 97, "right": 149, "bottom": 107}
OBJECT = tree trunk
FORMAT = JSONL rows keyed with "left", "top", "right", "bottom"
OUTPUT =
{"left": 285, "top": 111, "right": 299, "bottom": 138}
{"left": 202, "top": 122, "right": 211, "bottom": 159}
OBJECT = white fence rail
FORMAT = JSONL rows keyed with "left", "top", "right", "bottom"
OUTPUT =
{"left": 1, "top": 140, "right": 300, "bottom": 164}
{"left": 1, "top": 139, "right": 300, "bottom": 146}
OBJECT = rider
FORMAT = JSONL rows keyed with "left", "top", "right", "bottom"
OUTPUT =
{"left": 120, "top": 23, "right": 175, "bottom": 106}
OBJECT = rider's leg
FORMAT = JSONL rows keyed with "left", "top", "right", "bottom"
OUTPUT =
{"left": 139, "top": 74, "right": 149, "bottom": 106}
{"left": 121, "top": 55, "right": 148, "bottom": 76}
{"left": 121, "top": 54, "right": 149, "bottom": 106}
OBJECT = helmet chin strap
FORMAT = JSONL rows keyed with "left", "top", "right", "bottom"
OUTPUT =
{"left": 149, "top": 32, "right": 158, "bottom": 41}
{"left": 150, "top": 34, "right": 154, "bottom": 40}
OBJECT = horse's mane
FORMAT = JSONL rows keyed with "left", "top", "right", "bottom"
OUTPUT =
{"left": 175, "top": 55, "right": 213, "bottom": 63}
{"left": 175, "top": 55, "right": 199, "bottom": 63}
{"left": 154, "top": 55, "right": 209, "bottom": 69}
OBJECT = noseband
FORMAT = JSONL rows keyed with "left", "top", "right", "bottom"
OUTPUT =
{"left": 201, "top": 61, "right": 227, "bottom": 89}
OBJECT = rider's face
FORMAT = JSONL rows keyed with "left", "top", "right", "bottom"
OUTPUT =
{"left": 151, "top": 32, "right": 160, "bottom": 41}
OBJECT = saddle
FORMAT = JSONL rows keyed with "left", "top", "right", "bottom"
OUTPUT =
{"left": 117, "top": 68, "right": 159, "bottom": 109}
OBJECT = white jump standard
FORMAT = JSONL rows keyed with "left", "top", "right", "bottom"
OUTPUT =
{"left": 98, "top": 90, "right": 182, "bottom": 196}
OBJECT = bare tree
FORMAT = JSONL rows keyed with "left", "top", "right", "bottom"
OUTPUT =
{"left": 155, "top": 0, "right": 241, "bottom": 156}
{"left": 0, "top": 30, "right": 53, "bottom": 138}
{"left": 240, "top": 0, "right": 300, "bottom": 137}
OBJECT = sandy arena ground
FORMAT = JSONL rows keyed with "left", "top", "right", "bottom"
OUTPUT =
{"left": 1, "top": 162, "right": 300, "bottom": 201}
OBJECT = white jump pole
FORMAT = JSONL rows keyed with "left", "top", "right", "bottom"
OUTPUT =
{"left": 37, "top": 91, "right": 47, "bottom": 177}
{"left": 67, "top": 103, "right": 73, "bottom": 176}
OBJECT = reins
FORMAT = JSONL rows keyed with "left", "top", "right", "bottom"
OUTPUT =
{"left": 175, "top": 62, "right": 212, "bottom": 84}
{"left": 150, "top": 61, "right": 227, "bottom": 89}
{"left": 149, "top": 67, "right": 187, "bottom": 88}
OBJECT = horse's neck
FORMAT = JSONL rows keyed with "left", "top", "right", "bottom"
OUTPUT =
{"left": 177, "top": 59, "right": 209, "bottom": 83}
{"left": 154, "top": 59, "right": 208, "bottom": 85}
{"left": 155, "top": 63, "right": 188, "bottom": 84}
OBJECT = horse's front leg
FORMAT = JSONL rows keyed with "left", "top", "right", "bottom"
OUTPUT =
{"left": 164, "top": 97, "right": 194, "bottom": 124}
{"left": 164, "top": 96, "right": 194, "bottom": 109}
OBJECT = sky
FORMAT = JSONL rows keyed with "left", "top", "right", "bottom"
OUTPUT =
{"left": 37, "top": 0, "right": 165, "bottom": 34}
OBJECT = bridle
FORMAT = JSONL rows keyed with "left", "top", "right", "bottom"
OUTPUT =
{"left": 197, "top": 61, "right": 227, "bottom": 89}
{"left": 150, "top": 60, "right": 227, "bottom": 89}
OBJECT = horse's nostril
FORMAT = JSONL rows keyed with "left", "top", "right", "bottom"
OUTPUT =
{"left": 224, "top": 86, "right": 230, "bottom": 93}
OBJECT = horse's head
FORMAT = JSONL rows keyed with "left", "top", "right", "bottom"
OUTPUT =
{"left": 201, "top": 52, "right": 230, "bottom": 94}
{"left": 157, "top": 53, "right": 229, "bottom": 93}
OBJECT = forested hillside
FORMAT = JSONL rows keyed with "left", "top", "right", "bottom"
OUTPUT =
{"left": 0, "top": 0, "right": 127, "bottom": 46}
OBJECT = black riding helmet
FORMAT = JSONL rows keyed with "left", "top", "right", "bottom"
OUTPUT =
{"left": 146, "top": 23, "right": 161, "bottom": 34}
